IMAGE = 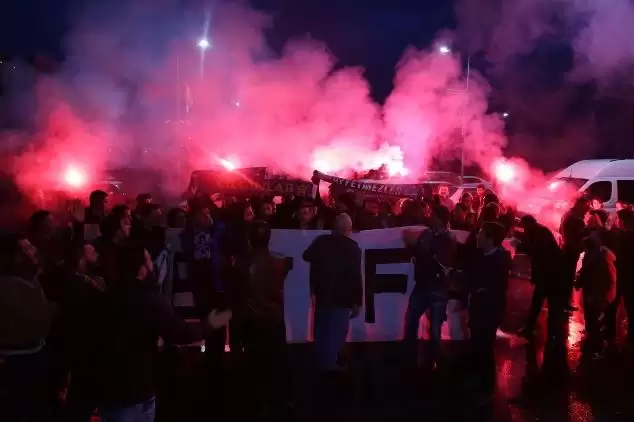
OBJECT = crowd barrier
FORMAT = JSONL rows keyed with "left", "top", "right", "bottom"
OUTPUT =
{"left": 85, "top": 225, "right": 519, "bottom": 343}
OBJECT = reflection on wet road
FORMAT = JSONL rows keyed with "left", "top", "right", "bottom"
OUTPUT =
{"left": 158, "top": 278, "right": 634, "bottom": 422}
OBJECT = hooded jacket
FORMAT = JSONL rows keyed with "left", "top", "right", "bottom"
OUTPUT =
{"left": 578, "top": 246, "right": 617, "bottom": 307}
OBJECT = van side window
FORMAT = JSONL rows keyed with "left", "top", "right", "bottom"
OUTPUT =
{"left": 617, "top": 180, "right": 634, "bottom": 204}
{"left": 584, "top": 181, "right": 612, "bottom": 203}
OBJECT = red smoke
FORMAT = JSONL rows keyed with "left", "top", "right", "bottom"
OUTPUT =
{"left": 5, "top": 1, "right": 513, "bottom": 206}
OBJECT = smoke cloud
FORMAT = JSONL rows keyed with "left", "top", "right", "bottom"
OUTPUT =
{"left": 3, "top": 0, "right": 509, "bottom": 202}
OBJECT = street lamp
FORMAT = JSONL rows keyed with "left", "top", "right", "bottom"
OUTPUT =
{"left": 438, "top": 45, "right": 451, "bottom": 55}
{"left": 198, "top": 38, "right": 210, "bottom": 49}
{"left": 439, "top": 45, "right": 471, "bottom": 184}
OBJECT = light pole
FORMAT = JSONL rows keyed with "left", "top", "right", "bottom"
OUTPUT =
{"left": 439, "top": 45, "right": 470, "bottom": 184}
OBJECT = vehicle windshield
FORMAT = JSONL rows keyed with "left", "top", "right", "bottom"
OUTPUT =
{"left": 534, "top": 177, "right": 588, "bottom": 198}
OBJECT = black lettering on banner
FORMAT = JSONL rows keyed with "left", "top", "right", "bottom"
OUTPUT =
{"left": 364, "top": 248, "right": 411, "bottom": 323}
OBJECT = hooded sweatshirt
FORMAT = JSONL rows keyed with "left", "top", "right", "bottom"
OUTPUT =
{"left": 578, "top": 246, "right": 617, "bottom": 308}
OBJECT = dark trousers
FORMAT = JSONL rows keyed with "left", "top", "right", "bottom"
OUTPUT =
{"left": 526, "top": 282, "right": 568, "bottom": 340}
{"left": 242, "top": 317, "right": 289, "bottom": 413}
{"left": 526, "top": 284, "right": 547, "bottom": 331}
{"left": 0, "top": 349, "right": 49, "bottom": 422}
{"left": 469, "top": 325, "right": 498, "bottom": 393}
{"left": 191, "top": 280, "right": 228, "bottom": 372}
{"left": 403, "top": 288, "right": 448, "bottom": 366}
{"left": 604, "top": 290, "right": 634, "bottom": 342}
{"left": 583, "top": 298, "right": 607, "bottom": 353}
{"left": 562, "top": 250, "right": 580, "bottom": 304}
{"left": 313, "top": 307, "right": 351, "bottom": 371}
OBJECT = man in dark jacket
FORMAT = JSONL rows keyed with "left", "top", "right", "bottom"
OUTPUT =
{"left": 516, "top": 215, "right": 566, "bottom": 339}
{"left": 238, "top": 221, "right": 291, "bottom": 417}
{"left": 467, "top": 221, "right": 511, "bottom": 399}
{"left": 303, "top": 213, "right": 362, "bottom": 371}
{"left": 402, "top": 205, "right": 457, "bottom": 370}
{"left": 178, "top": 202, "right": 229, "bottom": 372}
{"left": 559, "top": 197, "right": 591, "bottom": 311}
{"left": 0, "top": 233, "right": 51, "bottom": 422}
{"left": 97, "top": 245, "right": 231, "bottom": 422}
{"left": 605, "top": 209, "right": 634, "bottom": 345}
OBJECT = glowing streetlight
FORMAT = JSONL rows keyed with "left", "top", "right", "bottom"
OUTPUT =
{"left": 440, "top": 43, "right": 471, "bottom": 183}
{"left": 198, "top": 38, "right": 210, "bottom": 49}
{"left": 502, "top": 112, "right": 509, "bottom": 118}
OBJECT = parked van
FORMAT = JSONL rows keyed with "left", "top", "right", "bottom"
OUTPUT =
{"left": 518, "top": 159, "right": 634, "bottom": 223}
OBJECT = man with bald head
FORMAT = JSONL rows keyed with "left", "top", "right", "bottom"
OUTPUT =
{"left": 303, "top": 213, "right": 362, "bottom": 371}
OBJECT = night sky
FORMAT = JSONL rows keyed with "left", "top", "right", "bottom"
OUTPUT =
{"left": 2, "top": 0, "right": 633, "bottom": 169}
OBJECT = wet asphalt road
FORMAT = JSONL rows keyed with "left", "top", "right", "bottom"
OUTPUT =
{"left": 156, "top": 278, "right": 634, "bottom": 422}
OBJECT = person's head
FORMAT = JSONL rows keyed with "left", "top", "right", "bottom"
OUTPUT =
{"left": 111, "top": 204, "right": 132, "bottom": 226}
{"left": 480, "top": 202, "right": 501, "bottom": 223}
{"left": 460, "top": 192, "right": 473, "bottom": 208}
{"left": 591, "top": 198, "right": 603, "bottom": 210}
{"left": 138, "top": 203, "right": 163, "bottom": 227}
{"left": 74, "top": 243, "right": 99, "bottom": 274}
{"left": 99, "top": 213, "right": 131, "bottom": 243}
{"left": 476, "top": 184, "right": 486, "bottom": 198}
{"left": 582, "top": 231, "right": 602, "bottom": 251}
{"left": 167, "top": 207, "right": 187, "bottom": 229}
{"left": 243, "top": 204, "right": 255, "bottom": 222}
{"left": 520, "top": 215, "right": 538, "bottom": 232}
{"left": 136, "top": 193, "right": 152, "bottom": 207}
{"left": 335, "top": 193, "right": 355, "bottom": 213}
{"left": 430, "top": 205, "right": 451, "bottom": 229}
{"left": 258, "top": 199, "right": 275, "bottom": 219}
{"left": 616, "top": 200, "right": 629, "bottom": 212}
{"left": 29, "top": 210, "right": 54, "bottom": 239}
{"left": 438, "top": 184, "right": 450, "bottom": 198}
{"left": 298, "top": 200, "right": 317, "bottom": 225}
{"left": 89, "top": 190, "right": 109, "bottom": 213}
{"left": 189, "top": 202, "right": 212, "bottom": 230}
{"left": 116, "top": 245, "right": 153, "bottom": 282}
{"left": 483, "top": 192, "right": 499, "bottom": 207}
{"left": 249, "top": 220, "right": 271, "bottom": 252}
{"left": 364, "top": 199, "right": 380, "bottom": 216}
{"left": 453, "top": 203, "right": 469, "bottom": 222}
{"left": 0, "top": 233, "right": 39, "bottom": 278}
{"left": 616, "top": 208, "right": 634, "bottom": 231}
{"left": 332, "top": 213, "right": 353, "bottom": 237}
{"left": 380, "top": 201, "right": 392, "bottom": 216}
{"left": 573, "top": 197, "right": 592, "bottom": 216}
{"left": 477, "top": 221, "right": 506, "bottom": 251}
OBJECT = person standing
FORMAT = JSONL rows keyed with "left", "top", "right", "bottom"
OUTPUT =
{"left": 237, "top": 221, "right": 292, "bottom": 417}
{"left": 96, "top": 245, "right": 231, "bottom": 422}
{"left": 303, "top": 213, "right": 362, "bottom": 371}
{"left": 516, "top": 215, "right": 566, "bottom": 340}
{"left": 178, "top": 201, "right": 229, "bottom": 374}
{"left": 402, "top": 205, "right": 457, "bottom": 371}
{"left": 559, "top": 197, "right": 591, "bottom": 312}
{"left": 0, "top": 233, "right": 51, "bottom": 422}
{"left": 576, "top": 232, "right": 617, "bottom": 359}
{"left": 466, "top": 222, "right": 511, "bottom": 401}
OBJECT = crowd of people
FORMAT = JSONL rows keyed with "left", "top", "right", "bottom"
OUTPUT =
{"left": 1, "top": 181, "right": 634, "bottom": 422}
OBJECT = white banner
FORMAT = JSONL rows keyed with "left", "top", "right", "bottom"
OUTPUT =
{"left": 163, "top": 226, "right": 516, "bottom": 343}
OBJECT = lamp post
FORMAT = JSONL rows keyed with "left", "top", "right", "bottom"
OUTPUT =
{"left": 439, "top": 45, "right": 470, "bottom": 184}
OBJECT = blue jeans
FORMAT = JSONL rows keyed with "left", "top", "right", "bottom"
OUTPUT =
{"left": 100, "top": 397, "right": 156, "bottom": 422}
{"left": 313, "top": 307, "right": 351, "bottom": 371}
{"left": 403, "top": 287, "right": 448, "bottom": 365}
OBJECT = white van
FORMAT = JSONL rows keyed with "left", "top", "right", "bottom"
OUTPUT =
{"left": 518, "top": 159, "right": 634, "bottom": 220}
